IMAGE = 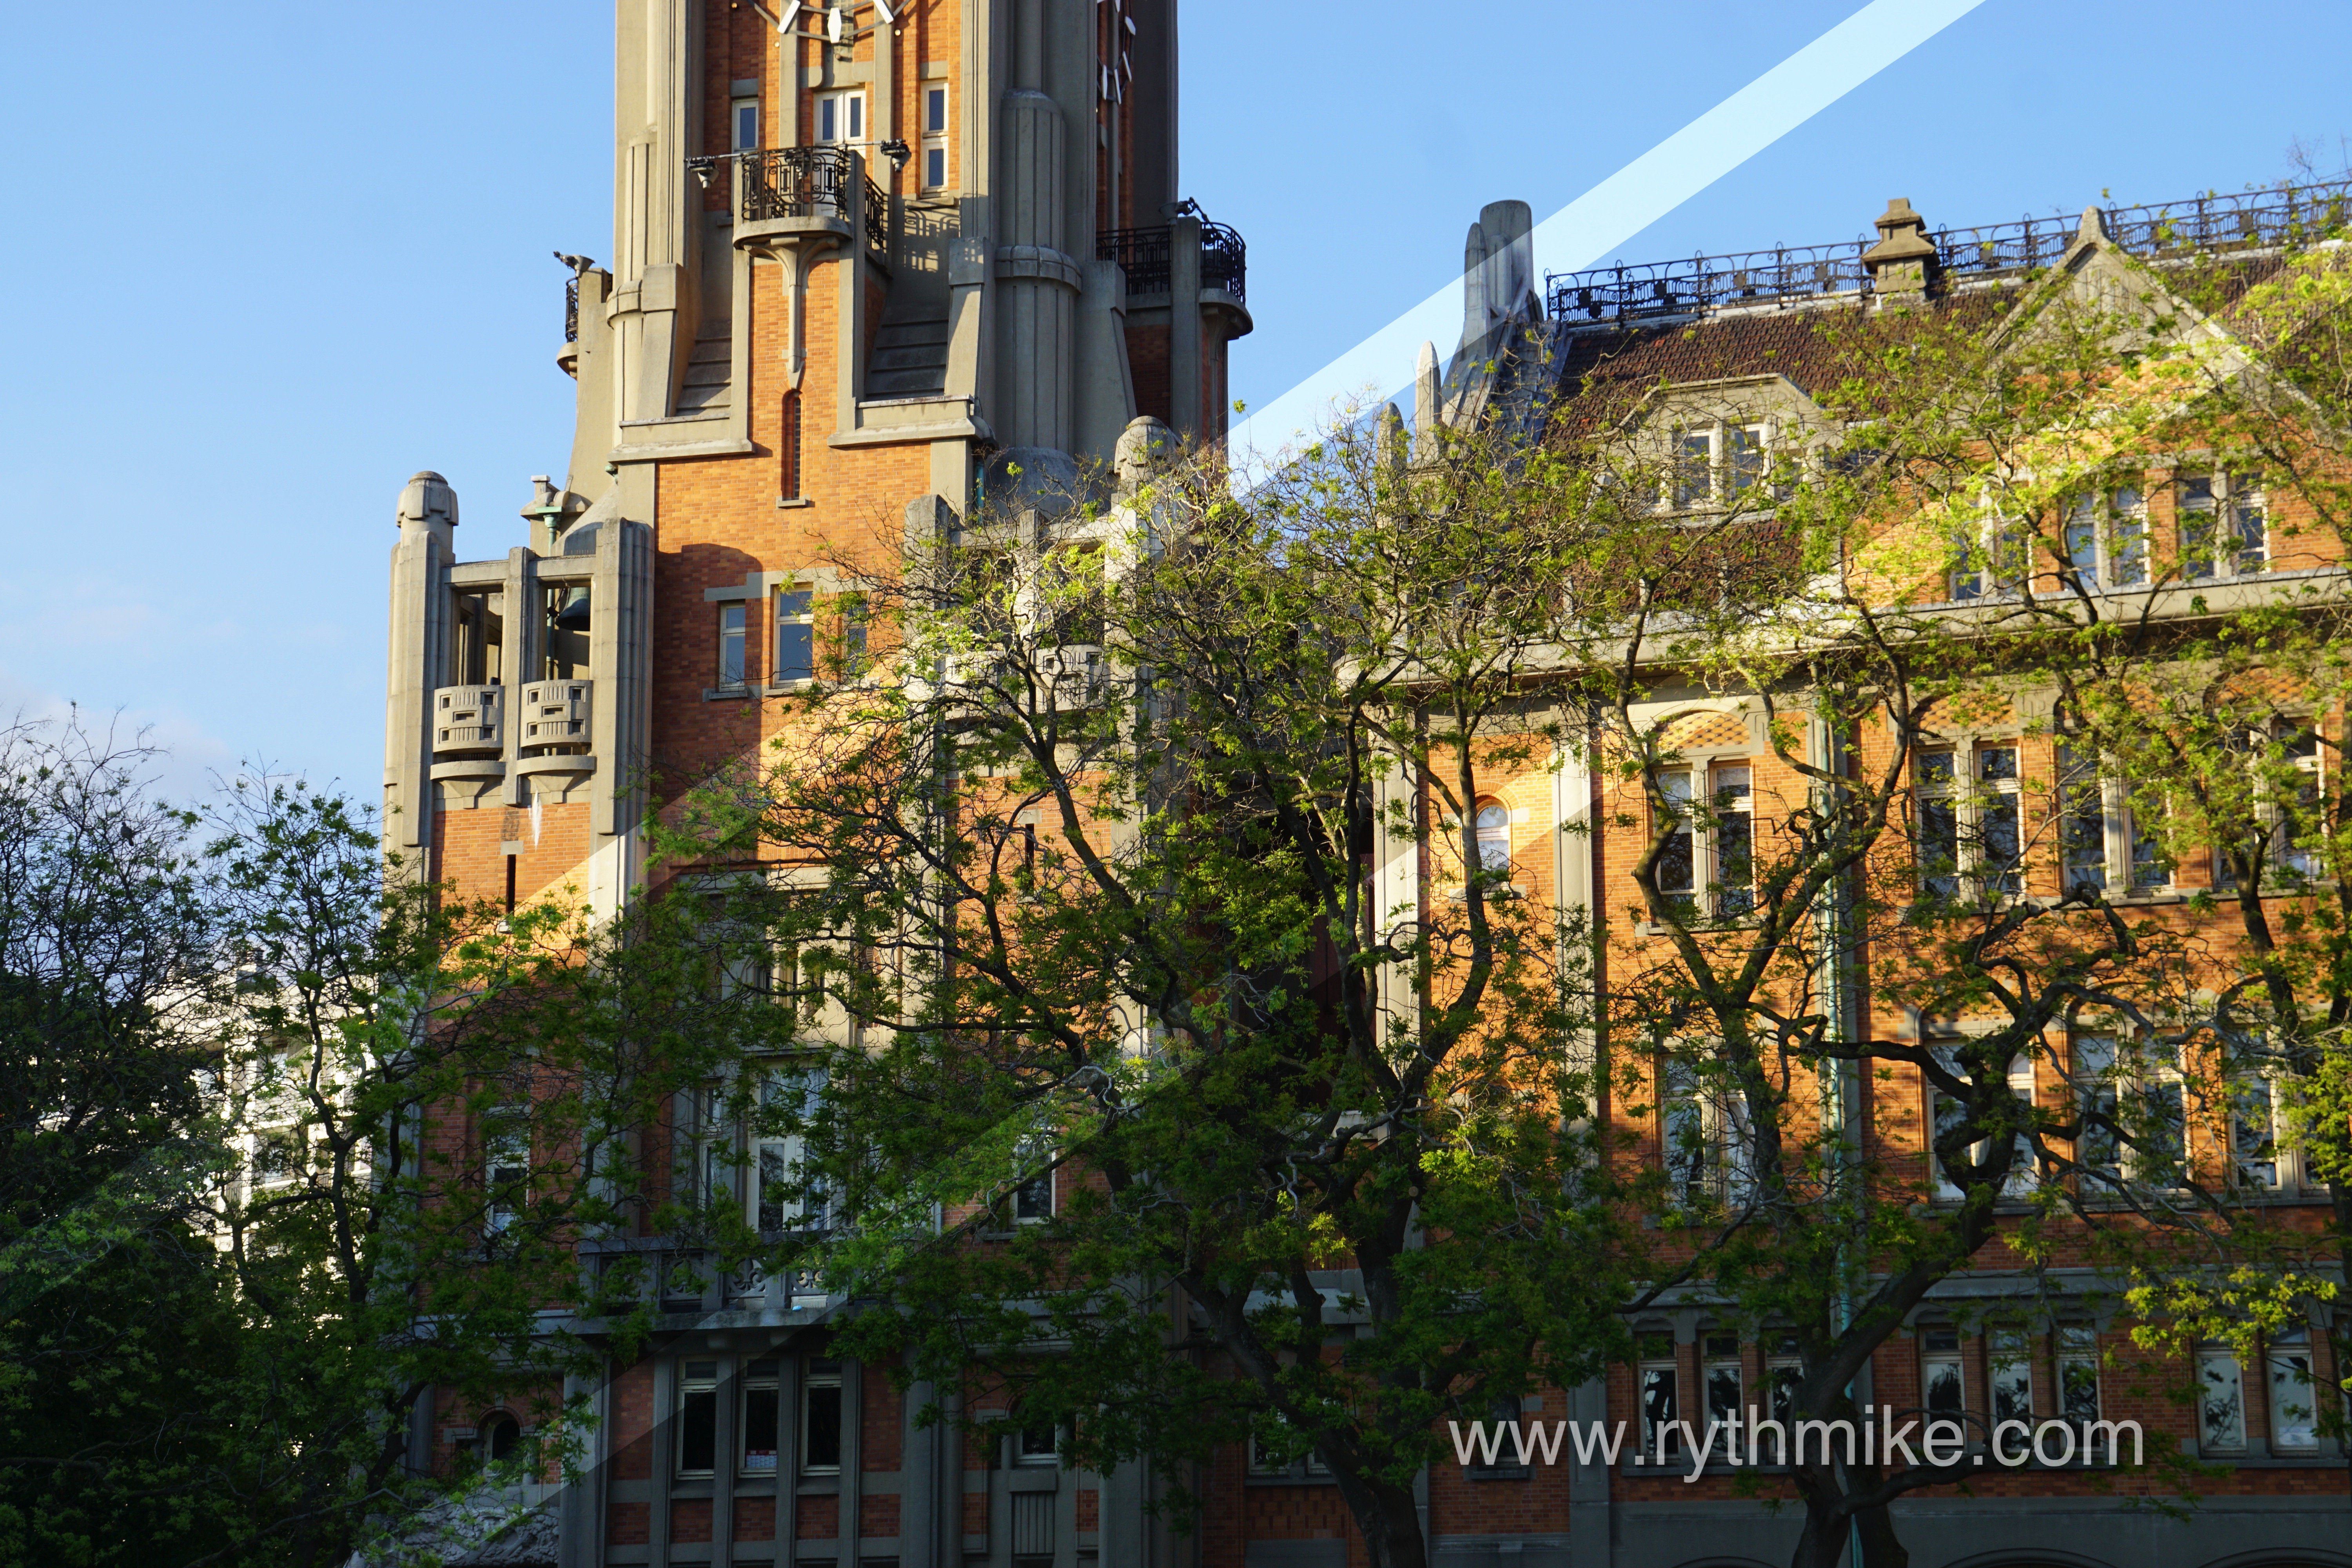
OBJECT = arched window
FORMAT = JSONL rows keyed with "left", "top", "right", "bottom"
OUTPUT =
{"left": 481, "top": 1412, "right": 520, "bottom": 1463}
{"left": 1474, "top": 802, "right": 1512, "bottom": 873}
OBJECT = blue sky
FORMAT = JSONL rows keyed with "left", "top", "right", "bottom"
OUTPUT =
{"left": 2, "top": 0, "right": 2347, "bottom": 802}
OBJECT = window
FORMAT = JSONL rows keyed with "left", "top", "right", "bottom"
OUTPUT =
{"left": 678, "top": 1361, "right": 720, "bottom": 1477}
{"left": 921, "top": 83, "right": 949, "bottom": 189}
{"left": 774, "top": 587, "right": 815, "bottom": 684}
{"left": 1661, "top": 1058, "right": 1750, "bottom": 1208}
{"left": 2075, "top": 1036, "right": 2123, "bottom": 1183}
{"left": 2231, "top": 1074, "right": 2283, "bottom": 1189}
{"left": 1929, "top": 1047, "right": 2036, "bottom": 1202}
{"left": 1703, "top": 1334, "right": 1743, "bottom": 1442}
{"left": 1711, "top": 764, "right": 1754, "bottom": 916}
{"left": 1654, "top": 769, "right": 1696, "bottom": 911}
{"left": 1248, "top": 1413, "right": 1331, "bottom": 1477}
{"left": 1016, "top": 1417, "right": 1061, "bottom": 1466}
{"left": 1724, "top": 424, "right": 1767, "bottom": 495}
{"left": 1916, "top": 743, "right": 2020, "bottom": 898}
{"left": 1013, "top": 1141, "right": 1055, "bottom": 1222}
{"left": 816, "top": 89, "right": 865, "bottom": 143}
{"left": 2268, "top": 1329, "right": 2319, "bottom": 1450}
{"left": 801, "top": 1359, "right": 844, "bottom": 1472}
{"left": 841, "top": 595, "right": 869, "bottom": 678}
{"left": 1765, "top": 1335, "right": 1803, "bottom": 1431}
{"left": 2278, "top": 729, "right": 2325, "bottom": 881}
{"left": 2197, "top": 1345, "right": 2247, "bottom": 1451}
{"left": 483, "top": 1113, "right": 529, "bottom": 1233}
{"left": 755, "top": 1069, "right": 828, "bottom": 1232}
{"left": 2057, "top": 1325, "right": 2101, "bottom": 1429}
{"left": 1951, "top": 515, "right": 2028, "bottom": 601}
{"left": 2073, "top": 1037, "right": 2185, "bottom": 1188}
{"left": 1673, "top": 430, "right": 1713, "bottom": 508}
{"left": 741, "top": 1359, "right": 780, "bottom": 1472}
{"left": 719, "top": 603, "right": 749, "bottom": 690}
{"left": 481, "top": 1412, "right": 521, "bottom": 1463}
{"left": 733, "top": 96, "right": 762, "bottom": 151}
{"left": 2215, "top": 723, "right": 2326, "bottom": 887}
{"left": 2059, "top": 744, "right": 2166, "bottom": 896}
{"left": 1474, "top": 801, "right": 1512, "bottom": 875}
{"left": 1989, "top": 1330, "right": 2034, "bottom": 1429}
{"left": 780, "top": 390, "right": 803, "bottom": 501}
{"left": 1637, "top": 1335, "right": 1681, "bottom": 1459}
{"left": 2179, "top": 472, "right": 2265, "bottom": 581}
{"left": 1920, "top": 1328, "right": 1964, "bottom": 1417}
{"left": 252, "top": 1125, "right": 305, "bottom": 1187}
{"left": 2060, "top": 486, "right": 2147, "bottom": 591}
{"left": 1670, "top": 423, "right": 1771, "bottom": 508}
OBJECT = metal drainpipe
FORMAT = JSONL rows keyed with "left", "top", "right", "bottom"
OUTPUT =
{"left": 1811, "top": 702, "right": 1862, "bottom": 1568}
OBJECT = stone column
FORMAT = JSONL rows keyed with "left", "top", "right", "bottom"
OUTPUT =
{"left": 991, "top": 0, "right": 1078, "bottom": 452}
{"left": 385, "top": 471, "right": 457, "bottom": 865}
{"left": 1166, "top": 214, "right": 1201, "bottom": 440}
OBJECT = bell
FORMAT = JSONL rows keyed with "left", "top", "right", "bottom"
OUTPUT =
{"left": 554, "top": 586, "right": 592, "bottom": 631}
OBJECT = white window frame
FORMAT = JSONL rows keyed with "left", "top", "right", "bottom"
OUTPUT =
{"left": 2227, "top": 1067, "right": 2305, "bottom": 1193}
{"left": 2071, "top": 1036, "right": 2186, "bottom": 1190}
{"left": 754, "top": 1065, "right": 829, "bottom": 1234}
{"left": 920, "top": 82, "right": 950, "bottom": 189}
{"left": 2056, "top": 1325, "right": 2102, "bottom": 1430}
{"left": 483, "top": 1109, "right": 530, "bottom": 1233}
{"left": 1916, "top": 740, "right": 2022, "bottom": 898}
{"left": 815, "top": 89, "right": 867, "bottom": 145}
{"left": 773, "top": 584, "right": 816, "bottom": 685}
{"left": 732, "top": 95, "right": 762, "bottom": 151}
{"left": 1653, "top": 757, "right": 1754, "bottom": 921}
{"left": 2215, "top": 721, "right": 2327, "bottom": 888}
{"left": 2060, "top": 484, "right": 2149, "bottom": 592}
{"left": 1667, "top": 420, "right": 1773, "bottom": 510}
{"left": 1702, "top": 1332, "right": 1744, "bottom": 1441}
{"left": 1927, "top": 1042, "right": 2037, "bottom": 1203}
{"left": 1012, "top": 1137, "right": 1056, "bottom": 1223}
{"left": 1637, "top": 1335, "right": 1682, "bottom": 1459}
{"left": 718, "top": 601, "right": 750, "bottom": 690}
{"left": 1473, "top": 799, "right": 1512, "bottom": 875}
{"left": 2057, "top": 744, "right": 2165, "bottom": 895}
{"left": 2197, "top": 1344, "right": 2248, "bottom": 1452}
{"left": 1919, "top": 1327, "right": 1965, "bottom": 1419}
{"left": 2267, "top": 1328, "right": 2320, "bottom": 1451}
{"left": 1661, "top": 1055, "right": 1752, "bottom": 1209}
{"left": 2178, "top": 471, "right": 2267, "bottom": 583}
{"left": 1988, "top": 1328, "right": 2035, "bottom": 1429}
{"left": 1949, "top": 509, "right": 2029, "bottom": 601}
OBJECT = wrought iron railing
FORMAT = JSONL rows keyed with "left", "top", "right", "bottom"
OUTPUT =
{"left": 1546, "top": 174, "right": 2352, "bottom": 325}
{"left": 689, "top": 147, "right": 890, "bottom": 261}
{"left": 1096, "top": 217, "right": 1247, "bottom": 303}
{"left": 564, "top": 276, "right": 579, "bottom": 343}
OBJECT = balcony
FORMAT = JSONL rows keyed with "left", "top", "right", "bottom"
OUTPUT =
{"left": 1098, "top": 218, "right": 1246, "bottom": 303}
{"left": 433, "top": 684, "right": 503, "bottom": 753}
{"left": 690, "top": 147, "right": 889, "bottom": 264}
{"left": 515, "top": 680, "right": 595, "bottom": 782}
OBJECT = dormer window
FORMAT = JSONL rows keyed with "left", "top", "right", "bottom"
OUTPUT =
{"left": 1669, "top": 421, "right": 1771, "bottom": 508}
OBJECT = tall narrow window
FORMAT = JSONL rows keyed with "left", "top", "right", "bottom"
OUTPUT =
{"left": 733, "top": 96, "right": 762, "bottom": 151}
{"left": 1013, "top": 1140, "right": 1055, "bottom": 1222}
{"left": 1765, "top": 1336, "right": 1803, "bottom": 1432}
{"left": 1703, "top": 1334, "right": 1744, "bottom": 1439}
{"left": 2138, "top": 1041, "right": 2187, "bottom": 1188}
{"left": 1918, "top": 750, "right": 1962, "bottom": 896}
{"left": 1638, "top": 1335, "right": 1681, "bottom": 1459}
{"left": 2064, "top": 494, "right": 2102, "bottom": 590}
{"left": 1712, "top": 764, "right": 1754, "bottom": 917}
{"left": 2059, "top": 744, "right": 2109, "bottom": 892}
{"left": 2278, "top": 729, "right": 2324, "bottom": 880}
{"left": 1988, "top": 1329, "right": 2034, "bottom": 1428}
{"left": 1724, "top": 424, "right": 1766, "bottom": 494}
{"left": 1673, "top": 430, "right": 1713, "bottom": 508}
{"left": 801, "top": 1359, "right": 844, "bottom": 1472}
{"left": 1474, "top": 801, "right": 1512, "bottom": 875}
{"left": 780, "top": 390, "right": 802, "bottom": 500}
{"left": 1655, "top": 770, "right": 1696, "bottom": 911}
{"left": 719, "top": 603, "right": 748, "bottom": 690}
{"left": 678, "top": 1361, "right": 720, "bottom": 1477}
{"left": 1977, "top": 744, "right": 2022, "bottom": 893}
{"left": 484, "top": 1114, "right": 529, "bottom": 1234}
{"left": 2269, "top": 1330, "right": 2319, "bottom": 1450}
{"left": 921, "top": 83, "right": 949, "bottom": 189}
{"left": 2231, "top": 473, "right": 2268, "bottom": 575}
{"left": 741, "top": 1359, "right": 780, "bottom": 1473}
{"left": 1661, "top": 1058, "right": 1719, "bottom": 1207}
{"left": 1920, "top": 1329, "right": 1964, "bottom": 1417}
{"left": 2111, "top": 485, "right": 2147, "bottom": 585}
{"left": 755, "top": 1069, "right": 826, "bottom": 1232}
{"left": 2197, "top": 1345, "right": 2247, "bottom": 1451}
{"left": 2180, "top": 473, "right": 2267, "bottom": 580}
{"left": 2232, "top": 1075, "right": 2281, "bottom": 1189}
{"left": 2075, "top": 1036, "right": 2122, "bottom": 1183}
{"left": 2057, "top": 1326, "right": 2102, "bottom": 1428}
{"left": 774, "top": 587, "right": 815, "bottom": 683}
{"left": 841, "top": 596, "right": 869, "bottom": 678}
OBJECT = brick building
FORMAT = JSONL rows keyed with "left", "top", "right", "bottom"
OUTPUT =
{"left": 379, "top": 2, "right": 2348, "bottom": 1558}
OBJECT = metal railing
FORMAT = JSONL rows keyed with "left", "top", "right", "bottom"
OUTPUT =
{"left": 1096, "top": 218, "right": 1247, "bottom": 303}
{"left": 564, "top": 276, "right": 579, "bottom": 343}
{"left": 1546, "top": 174, "right": 2352, "bottom": 326}
{"left": 688, "top": 147, "right": 889, "bottom": 261}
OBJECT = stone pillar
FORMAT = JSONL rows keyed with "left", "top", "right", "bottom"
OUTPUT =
{"left": 992, "top": 0, "right": 1078, "bottom": 452}
{"left": 612, "top": 0, "right": 699, "bottom": 423}
{"left": 1862, "top": 198, "right": 1940, "bottom": 300}
{"left": 1167, "top": 214, "right": 1201, "bottom": 441}
{"left": 385, "top": 471, "right": 457, "bottom": 865}
{"left": 1073, "top": 257, "right": 1137, "bottom": 461}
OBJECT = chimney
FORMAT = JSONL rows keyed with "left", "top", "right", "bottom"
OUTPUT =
{"left": 1862, "top": 198, "right": 1940, "bottom": 298}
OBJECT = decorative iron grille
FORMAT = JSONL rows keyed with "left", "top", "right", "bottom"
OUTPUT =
{"left": 688, "top": 146, "right": 858, "bottom": 225}
{"left": 866, "top": 174, "right": 890, "bottom": 262}
{"left": 1546, "top": 174, "right": 2352, "bottom": 325}
{"left": 1095, "top": 217, "right": 1247, "bottom": 303}
{"left": 564, "top": 276, "right": 579, "bottom": 343}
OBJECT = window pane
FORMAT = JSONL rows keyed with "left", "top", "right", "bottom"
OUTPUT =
{"left": 735, "top": 101, "right": 760, "bottom": 150}
{"left": 819, "top": 97, "right": 836, "bottom": 141}
{"left": 2198, "top": 1352, "right": 2245, "bottom": 1449}
{"left": 720, "top": 603, "right": 746, "bottom": 686}
{"left": 2059, "top": 747, "right": 2107, "bottom": 892}
{"left": 1706, "top": 1363, "right": 1742, "bottom": 1428}
{"left": 803, "top": 1380, "right": 843, "bottom": 1469}
{"left": 1640, "top": 1365, "right": 1679, "bottom": 1454}
{"left": 847, "top": 95, "right": 862, "bottom": 139}
{"left": 1981, "top": 793, "right": 2022, "bottom": 893}
{"left": 1923, "top": 1358, "right": 1963, "bottom": 1414}
{"left": 2231, "top": 475, "right": 2265, "bottom": 573}
{"left": 680, "top": 1386, "right": 718, "bottom": 1474}
{"left": 926, "top": 145, "right": 946, "bottom": 187}
{"left": 1920, "top": 795, "right": 1960, "bottom": 897}
{"left": 777, "top": 622, "right": 814, "bottom": 683}
{"left": 1475, "top": 803, "right": 1511, "bottom": 871}
{"left": 743, "top": 1385, "right": 780, "bottom": 1470}
{"left": 2180, "top": 476, "right": 2216, "bottom": 580}
{"left": 1726, "top": 426, "right": 1764, "bottom": 493}
{"left": 2233, "top": 1080, "right": 2278, "bottom": 1187}
{"left": 2112, "top": 487, "right": 2147, "bottom": 584}
{"left": 2065, "top": 495, "right": 2100, "bottom": 587}
{"left": 926, "top": 86, "right": 947, "bottom": 132}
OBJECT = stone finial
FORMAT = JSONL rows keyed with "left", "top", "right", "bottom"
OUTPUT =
{"left": 1862, "top": 198, "right": 1940, "bottom": 294}
{"left": 1414, "top": 341, "right": 1442, "bottom": 452}
{"left": 397, "top": 470, "right": 458, "bottom": 530}
{"left": 1114, "top": 416, "right": 1177, "bottom": 496}
{"left": 2076, "top": 205, "right": 2110, "bottom": 246}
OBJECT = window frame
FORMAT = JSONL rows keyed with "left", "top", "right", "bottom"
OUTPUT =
{"left": 2057, "top": 742, "right": 2167, "bottom": 895}
{"left": 1667, "top": 420, "right": 1774, "bottom": 510}
{"left": 677, "top": 1360, "right": 722, "bottom": 1478}
{"left": 1926, "top": 1041, "right": 2037, "bottom": 1203}
{"left": 1637, "top": 1334, "right": 1682, "bottom": 1460}
{"left": 800, "top": 1359, "right": 844, "bottom": 1474}
{"left": 732, "top": 95, "right": 762, "bottom": 151}
{"left": 1659, "top": 1054, "right": 1751, "bottom": 1209}
{"left": 2197, "top": 1343, "right": 2248, "bottom": 1453}
{"left": 1916, "top": 740, "right": 2022, "bottom": 899}
{"left": 773, "top": 584, "right": 817, "bottom": 686}
{"left": 740, "top": 1358, "right": 781, "bottom": 1474}
{"left": 482, "top": 1109, "right": 530, "bottom": 1234}
{"left": 920, "top": 82, "right": 950, "bottom": 189}
{"left": 1988, "top": 1328, "right": 2035, "bottom": 1430}
{"left": 718, "top": 601, "right": 750, "bottom": 691}
{"left": 2266, "top": 1328, "right": 2320, "bottom": 1452}
{"left": 2178, "top": 471, "right": 2267, "bottom": 583}
{"left": 2058, "top": 484, "right": 2149, "bottom": 593}
{"left": 814, "top": 88, "right": 867, "bottom": 145}
{"left": 1650, "top": 755, "right": 1756, "bottom": 922}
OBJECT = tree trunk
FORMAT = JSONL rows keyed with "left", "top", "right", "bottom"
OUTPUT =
{"left": 1855, "top": 1501, "right": 1908, "bottom": 1568}
{"left": 1789, "top": 1505, "right": 1848, "bottom": 1568}
{"left": 1328, "top": 1468, "right": 1428, "bottom": 1568}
